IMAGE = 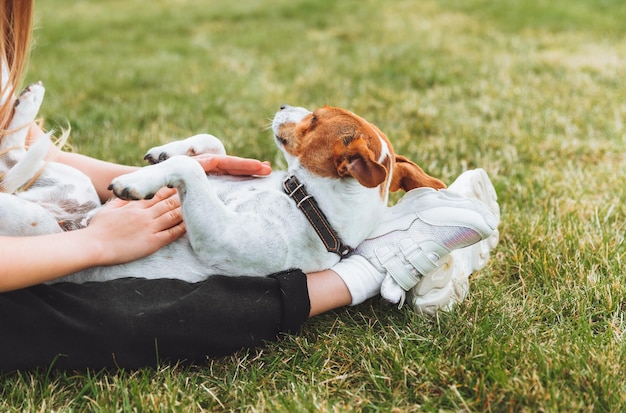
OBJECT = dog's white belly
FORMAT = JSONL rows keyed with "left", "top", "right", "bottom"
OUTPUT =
{"left": 209, "top": 174, "right": 341, "bottom": 269}
{"left": 182, "top": 172, "right": 342, "bottom": 276}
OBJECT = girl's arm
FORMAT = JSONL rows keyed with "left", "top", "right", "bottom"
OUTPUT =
{"left": 55, "top": 151, "right": 138, "bottom": 202}
{"left": 0, "top": 188, "right": 185, "bottom": 292}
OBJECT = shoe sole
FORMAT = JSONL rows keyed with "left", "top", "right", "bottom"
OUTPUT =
{"left": 449, "top": 168, "right": 500, "bottom": 270}
{"left": 409, "top": 169, "right": 500, "bottom": 315}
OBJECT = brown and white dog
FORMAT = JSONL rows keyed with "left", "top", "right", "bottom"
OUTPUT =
{"left": 0, "top": 83, "right": 445, "bottom": 283}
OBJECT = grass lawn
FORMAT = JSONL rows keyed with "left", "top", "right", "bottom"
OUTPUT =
{"left": 2, "top": 0, "right": 626, "bottom": 411}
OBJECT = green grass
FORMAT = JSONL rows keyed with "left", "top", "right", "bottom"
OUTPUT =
{"left": 3, "top": 0, "right": 626, "bottom": 410}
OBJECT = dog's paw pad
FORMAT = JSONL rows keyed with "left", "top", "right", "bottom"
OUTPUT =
{"left": 109, "top": 167, "right": 169, "bottom": 201}
{"left": 144, "top": 152, "right": 170, "bottom": 164}
{"left": 111, "top": 186, "right": 141, "bottom": 201}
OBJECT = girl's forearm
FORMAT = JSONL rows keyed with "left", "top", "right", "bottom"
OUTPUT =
{"left": 306, "top": 270, "right": 352, "bottom": 317}
{"left": 55, "top": 151, "right": 138, "bottom": 202}
{"left": 0, "top": 230, "right": 105, "bottom": 291}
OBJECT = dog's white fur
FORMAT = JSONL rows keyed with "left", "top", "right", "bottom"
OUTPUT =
{"left": 0, "top": 83, "right": 100, "bottom": 234}
{"left": 0, "top": 83, "right": 445, "bottom": 283}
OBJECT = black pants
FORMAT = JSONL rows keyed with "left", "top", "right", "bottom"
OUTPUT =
{"left": 0, "top": 270, "right": 310, "bottom": 371}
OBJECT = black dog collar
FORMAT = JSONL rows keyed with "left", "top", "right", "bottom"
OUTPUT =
{"left": 283, "top": 175, "right": 353, "bottom": 257}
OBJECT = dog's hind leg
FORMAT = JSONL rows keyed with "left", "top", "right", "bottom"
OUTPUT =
{"left": 1, "top": 83, "right": 52, "bottom": 193}
{"left": 1, "top": 82, "right": 45, "bottom": 155}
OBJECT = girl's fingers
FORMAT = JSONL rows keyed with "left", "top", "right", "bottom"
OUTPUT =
{"left": 145, "top": 191, "right": 181, "bottom": 219}
{"left": 194, "top": 154, "right": 272, "bottom": 176}
{"left": 146, "top": 186, "right": 178, "bottom": 205}
{"left": 104, "top": 187, "right": 182, "bottom": 233}
{"left": 106, "top": 186, "right": 177, "bottom": 208}
{"left": 121, "top": 186, "right": 180, "bottom": 214}
{"left": 152, "top": 205, "right": 184, "bottom": 231}
{"left": 162, "top": 220, "right": 186, "bottom": 241}
{"left": 105, "top": 198, "right": 128, "bottom": 208}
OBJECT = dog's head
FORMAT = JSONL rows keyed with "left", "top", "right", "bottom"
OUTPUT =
{"left": 272, "top": 105, "right": 445, "bottom": 197}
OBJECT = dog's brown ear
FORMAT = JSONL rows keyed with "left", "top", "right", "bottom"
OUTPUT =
{"left": 391, "top": 155, "right": 446, "bottom": 192}
{"left": 333, "top": 135, "right": 387, "bottom": 188}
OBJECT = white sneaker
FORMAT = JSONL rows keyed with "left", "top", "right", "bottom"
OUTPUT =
{"left": 354, "top": 174, "right": 499, "bottom": 307}
{"left": 408, "top": 168, "right": 500, "bottom": 315}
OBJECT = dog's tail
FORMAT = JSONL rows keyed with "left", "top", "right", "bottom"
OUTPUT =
{"left": 1, "top": 129, "right": 68, "bottom": 193}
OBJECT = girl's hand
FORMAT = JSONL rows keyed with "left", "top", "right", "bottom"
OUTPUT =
{"left": 86, "top": 187, "right": 185, "bottom": 266}
{"left": 193, "top": 153, "right": 272, "bottom": 176}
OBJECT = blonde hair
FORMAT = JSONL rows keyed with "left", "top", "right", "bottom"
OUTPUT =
{"left": 0, "top": 0, "right": 34, "bottom": 133}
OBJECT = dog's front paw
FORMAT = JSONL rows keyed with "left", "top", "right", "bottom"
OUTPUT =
{"left": 10, "top": 82, "right": 45, "bottom": 128}
{"left": 108, "top": 166, "right": 169, "bottom": 200}
{"left": 144, "top": 134, "right": 226, "bottom": 164}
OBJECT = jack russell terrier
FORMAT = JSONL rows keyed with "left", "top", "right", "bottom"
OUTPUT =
{"left": 0, "top": 83, "right": 445, "bottom": 283}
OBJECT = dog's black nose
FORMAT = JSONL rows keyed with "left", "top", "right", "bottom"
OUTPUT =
{"left": 280, "top": 104, "right": 290, "bottom": 110}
